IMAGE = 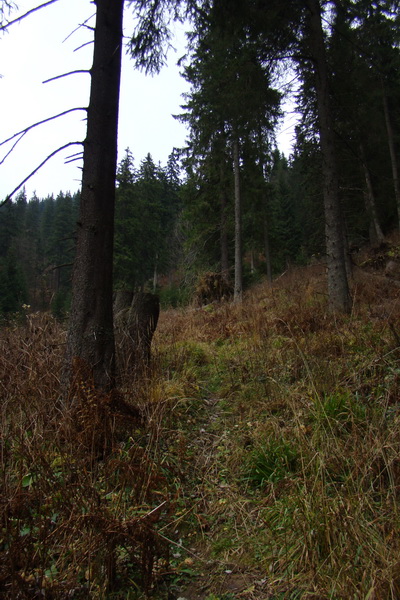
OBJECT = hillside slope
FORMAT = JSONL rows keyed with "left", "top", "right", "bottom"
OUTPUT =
{"left": 152, "top": 243, "right": 400, "bottom": 599}
{"left": 1, "top": 239, "right": 400, "bottom": 599}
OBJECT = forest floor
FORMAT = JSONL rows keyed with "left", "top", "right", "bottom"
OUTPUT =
{"left": 1, "top": 236, "right": 400, "bottom": 599}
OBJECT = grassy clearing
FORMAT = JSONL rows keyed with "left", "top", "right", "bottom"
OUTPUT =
{"left": 1, "top": 256, "right": 400, "bottom": 598}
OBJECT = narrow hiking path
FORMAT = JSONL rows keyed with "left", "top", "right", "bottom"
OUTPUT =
{"left": 2, "top": 245, "right": 399, "bottom": 599}
{"left": 151, "top": 311, "right": 299, "bottom": 599}
{"left": 168, "top": 389, "right": 273, "bottom": 600}
{"left": 152, "top": 250, "right": 400, "bottom": 599}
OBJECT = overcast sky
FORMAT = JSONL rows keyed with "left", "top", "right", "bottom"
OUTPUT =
{"left": 0, "top": 0, "right": 296, "bottom": 201}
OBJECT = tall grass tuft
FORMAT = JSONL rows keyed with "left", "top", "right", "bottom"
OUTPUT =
{"left": 2, "top": 256, "right": 400, "bottom": 598}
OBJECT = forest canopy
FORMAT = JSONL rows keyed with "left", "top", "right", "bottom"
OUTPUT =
{"left": 0, "top": 0, "right": 399, "bottom": 319}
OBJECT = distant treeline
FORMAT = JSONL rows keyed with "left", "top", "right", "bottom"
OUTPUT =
{"left": 1, "top": 132, "right": 398, "bottom": 318}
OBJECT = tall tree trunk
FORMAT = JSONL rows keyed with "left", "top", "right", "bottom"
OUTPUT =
{"left": 153, "top": 254, "right": 158, "bottom": 292}
{"left": 382, "top": 83, "right": 400, "bottom": 230}
{"left": 250, "top": 250, "right": 255, "bottom": 274}
{"left": 359, "top": 143, "right": 384, "bottom": 245}
{"left": 306, "top": 0, "right": 351, "bottom": 313}
{"left": 66, "top": 0, "right": 124, "bottom": 391}
{"left": 233, "top": 136, "right": 242, "bottom": 303}
{"left": 259, "top": 155, "right": 272, "bottom": 284}
{"left": 220, "top": 168, "right": 230, "bottom": 284}
{"left": 263, "top": 192, "right": 273, "bottom": 284}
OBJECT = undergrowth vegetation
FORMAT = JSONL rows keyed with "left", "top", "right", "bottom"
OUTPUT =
{"left": 1, "top": 255, "right": 400, "bottom": 599}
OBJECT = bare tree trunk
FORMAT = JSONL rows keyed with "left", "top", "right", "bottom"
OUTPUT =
{"left": 257, "top": 146, "right": 272, "bottom": 284}
{"left": 250, "top": 250, "right": 255, "bottom": 274}
{"left": 153, "top": 256, "right": 158, "bottom": 292}
{"left": 233, "top": 136, "right": 242, "bottom": 303}
{"left": 382, "top": 84, "right": 400, "bottom": 230}
{"left": 306, "top": 0, "right": 351, "bottom": 313}
{"left": 220, "top": 167, "right": 230, "bottom": 284}
{"left": 262, "top": 189, "right": 273, "bottom": 284}
{"left": 359, "top": 143, "right": 384, "bottom": 245}
{"left": 66, "top": 0, "right": 124, "bottom": 391}
{"left": 263, "top": 215, "right": 272, "bottom": 284}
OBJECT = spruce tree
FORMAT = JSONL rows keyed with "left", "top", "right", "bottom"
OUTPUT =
{"left": 303, "top": 0, "right": 351, "bottom": 312}
{"left": 179, "top": 11, "right": 281, "bottom": 300}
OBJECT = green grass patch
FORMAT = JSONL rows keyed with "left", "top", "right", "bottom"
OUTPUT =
{"left": 243, "top": 438, "right": 299, "bottom": 487}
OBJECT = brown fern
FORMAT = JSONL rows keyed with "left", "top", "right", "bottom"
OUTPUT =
{"left": 70, "top": 358, "right": 143, "bottom": 458}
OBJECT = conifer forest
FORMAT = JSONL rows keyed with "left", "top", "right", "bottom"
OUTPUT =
{"left": 1, "top": 1, "right": 400, "bottom": 598}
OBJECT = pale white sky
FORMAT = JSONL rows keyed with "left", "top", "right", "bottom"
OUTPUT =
{"left": 0, "top": 0, "right": 295, "bottom": 201}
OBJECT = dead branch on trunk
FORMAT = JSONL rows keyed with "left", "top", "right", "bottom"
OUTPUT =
{"left": 73, "top": 40, "right": 95, "bottom": 53}
{"left": 43, "top": 70, "right": 90, "bottom": 84}
{"left": 0, "top": 0, "right": 59, "bottom": 31}
{"left": 0, "top": 108, "right": 87, "bottom": 164}
{"left": 1, "top": 141, "right": 83, "bottom": 206}
{"left": 65, "top": 150, "right": 84, "bottom": 165}
{"left": 63, "top": 13, "right": 96, "bottom": 44}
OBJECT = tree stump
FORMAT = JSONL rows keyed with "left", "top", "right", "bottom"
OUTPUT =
{"left": 114, "top": 292, "right": 160, "bottom": 379}
{"left": 113, "top": 289, "right": 134, "bottom": 314}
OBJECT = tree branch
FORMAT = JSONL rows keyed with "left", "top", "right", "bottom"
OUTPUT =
{"left": 0, "top": 1, "right": 17, "bottom": 26}
{"left": 65, "top": 152, "right": 84, "bottom": 165}
{"left": 65, "top": 150, "right": 84, "bottom": 161}
{"left": 0, "top": 131, "right": 27, "bottom": 165}
{"left": 43, "top": 70, "right": 90, "bottom": 84}
{"left": 0, "top": 108, "right": 87, "bottom": 162}
{"left": 1, "top": 141, "right": 83, "bottom": 205}
{"left": 74, "top": 40, "right": 94, "bottom": 53}
{"left": 62, "top": 13, "right": 96, "bottom": 44}
{"left": 0, "top": 0, "right": 60, "bottom": 31}
{"left": 48, "top": 262, "right": 74, "bottom": 271}
{"left": 0, "top": 196, "right": 11, "bottom": 207}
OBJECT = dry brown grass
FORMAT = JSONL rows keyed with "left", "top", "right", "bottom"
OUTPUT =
{"left": 0, "top": 314, "right": 172, "bottom": 599}
{"left": 152, "top": 259, "right": 400, "bottom": 599}
{"left": 1, "top": 255, "right": 400, "bottom": 599}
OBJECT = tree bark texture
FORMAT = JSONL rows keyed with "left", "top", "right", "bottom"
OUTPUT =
{"left": 306, "top": 0, "right": 351, "bottom": 313}
{"left": 263, "top": 192, "right": 273, "bottom": 284}
{"left": 359, "top": 143, "right": 384, "bottom": 245}
{"left": 114, "top": 292, "right": 160, "bottom": 379}
{"left": 66, "top": 0, "right": 124, "bottom": 391}
{"left": 382, "top": 84, "right": 400, "bottom": 231}
{"left": 219, "top": 174, "right": 230, "bottom": 284}
{"left": 233, "top": 136, "right": 243, "bottom": 303}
